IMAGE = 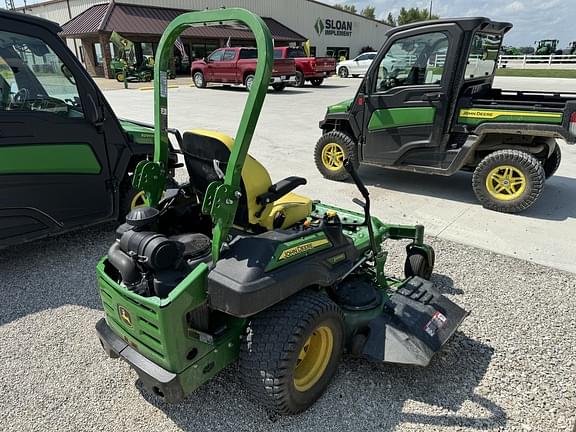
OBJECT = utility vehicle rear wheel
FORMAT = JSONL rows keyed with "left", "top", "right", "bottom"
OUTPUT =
{"left": 240, "top": 290, "right": 344, "bottom": 415}
{"left": 272, "top": 83, "right": 286, "bottom": 92}
{"left": 338, "top": 66, "right": 349, "bottom": 78}
{"left": 314, "top": 131, "right": 358, "bottom": 181}
{"left": 310, "top": 78, "right": 324, "bottom": 87}
{"left": 543, "top": 144, "right": 561, "bottom": 179}
{"left": 472, "top": 149, "right": 545, "bottom": 213}
{"left": 294, "top": 70, "right": 305, "bottom": 87}
{"left": 193, "top": 71, "right": 206, "bottom": 88}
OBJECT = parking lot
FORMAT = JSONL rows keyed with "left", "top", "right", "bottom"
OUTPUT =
{"left": 1, "top": 76, "right": 575, "bottom": 432}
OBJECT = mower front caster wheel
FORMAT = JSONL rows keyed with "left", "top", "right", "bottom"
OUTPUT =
{"left": 240, "top": 290, "right": 344, "bottom": 415}
{"left": 405, "top": 248, "right": 435, "bottom": 280}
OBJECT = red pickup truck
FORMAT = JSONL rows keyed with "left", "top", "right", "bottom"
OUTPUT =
{"left": 273, "top": 47, "right": 336, "bottom": 87}
{"left": 191, "top": 47, "right": 296, "bottom": 91}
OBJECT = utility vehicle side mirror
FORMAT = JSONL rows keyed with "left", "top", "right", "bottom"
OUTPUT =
{"left": 86, "top": 93, "right": 103, "bottom": 125}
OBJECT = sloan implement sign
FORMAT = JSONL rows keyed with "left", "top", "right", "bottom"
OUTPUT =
{"left": 314, "top": 17, "right": 353, "bottom": 37}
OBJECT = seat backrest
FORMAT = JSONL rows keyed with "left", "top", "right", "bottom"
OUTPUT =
{"left": 182, "top": 129, "right": 273, "bottom": 226}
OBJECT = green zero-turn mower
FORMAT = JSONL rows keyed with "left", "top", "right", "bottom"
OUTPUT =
{"left": 95, "top": 8, "right": 468, "bottom": 415}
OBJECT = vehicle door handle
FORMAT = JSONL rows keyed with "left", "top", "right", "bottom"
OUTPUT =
{"left": 422, "top": 92, "right": 443, "bottom": 102}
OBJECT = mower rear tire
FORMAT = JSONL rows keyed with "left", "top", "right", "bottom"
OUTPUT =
{"left": 193, "top": 71, "right": 206, "bottom": 88}
{"left": 240, "top": 290, "right": 344, "bottom": 415}
{"left": 543, "top": 144, "right": 561, "bottom": 179}
{"left": 314, "top": 130, "right": 358, "bottom": 181}
{"left": 472, "top": 149, "right": 545, "bottom": 213}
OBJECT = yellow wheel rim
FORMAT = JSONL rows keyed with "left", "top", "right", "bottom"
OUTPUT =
{"left": 293, "top": 325, "right": 334, "bottom": 392}
{"left": 117, "top": 74, "right": 124, "bottom": 82}
{"left": 486, "top": 165, "right": 527, "bottom": 201}
{"left": 321, "top": 143, "right": 345, "bottom": 171}
{"left": 130, "top": 191, "right": 147, "bottom": 209}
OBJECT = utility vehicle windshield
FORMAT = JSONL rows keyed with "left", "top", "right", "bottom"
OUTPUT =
{"left": 0, "top": 30, "right": 83, "bottom": 117}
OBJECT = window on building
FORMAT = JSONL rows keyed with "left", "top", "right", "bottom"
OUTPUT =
{"left": 465, "top": 32, "right": 501, "bottom": 79}
{"left": 140, "top": 42, "right": 155, "bottom": 63}
{"left": 0, "top": 30, "right": 83, "bottom": 117}
{"left": 93, "top": 42, "right": 103, "bottom": 66}
{"left": 375, "top": 32, "right": 449, "bottom": 92}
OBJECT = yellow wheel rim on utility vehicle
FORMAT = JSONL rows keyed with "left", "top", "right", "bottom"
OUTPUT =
{"left": 294, "top": 325, "right": 333, "bottom": 392}
{"left": 486, "top": 165, "right": 526, "bottom": 201}
{"left": 130, "top": 191, "right": 147, "bottom": 209}
{"left": 321, "top": 143, "right": 345, "bottom": 171}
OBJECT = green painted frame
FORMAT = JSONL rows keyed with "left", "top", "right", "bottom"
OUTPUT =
{"left": 132, "top": 8, "right": 273, "bottom": 260}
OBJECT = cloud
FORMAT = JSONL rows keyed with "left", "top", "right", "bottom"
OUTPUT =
{"left": 321, "top": 0, "right": 575, "bottom": 47}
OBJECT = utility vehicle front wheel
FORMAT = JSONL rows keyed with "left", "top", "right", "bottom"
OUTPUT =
{"left": 543, "top": 144, "right": 561, "bottom": 179}
{"left": 240, "top": 290, "right": 344, "bottom": 415}
{"left": 193, "top": 71, "right": 206, "bottom": 88}
{"left": 472, "top": 149, "right": 545, "bottom": 213}
{"left": 314, "top": 131, "right": 358, "bottom": 181}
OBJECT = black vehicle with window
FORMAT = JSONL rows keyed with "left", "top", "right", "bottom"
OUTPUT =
{"left": 0, "top": 10, "right": 178, "bottom": 247}
{"left": 315, "top": 18, "right": 576, "bottom": 213}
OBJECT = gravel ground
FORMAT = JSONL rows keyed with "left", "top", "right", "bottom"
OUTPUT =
{"left": 0, "top": 224, "right": 574, "bottom": 432}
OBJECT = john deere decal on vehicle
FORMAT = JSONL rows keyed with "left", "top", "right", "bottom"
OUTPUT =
{"left": 316, "top": 18, "right": 576, "bottom": 213}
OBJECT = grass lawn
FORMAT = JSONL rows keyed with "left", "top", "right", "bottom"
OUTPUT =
{"left": 496, "top": 68, "right": 576, "bottom": 78}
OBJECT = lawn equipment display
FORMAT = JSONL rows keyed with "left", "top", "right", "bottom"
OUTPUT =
{"left": 316, "top": 18, "right": 576, "bottom": 213}
{"left": 95, "top": 8, "right": 467, "bottom": 415}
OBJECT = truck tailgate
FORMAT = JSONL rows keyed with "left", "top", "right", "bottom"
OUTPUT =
{"left": 314, "top": 57, "right": 337, "bottom": 72}
{"left": 272, "top": 59, "right": 296, "bottom": 76}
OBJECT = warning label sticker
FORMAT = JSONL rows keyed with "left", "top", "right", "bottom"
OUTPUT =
{"left": 160, "top": 71, "right": 167, "bottom": 98}
{"left": 424, "top": 311, "right": 448, "bottom": 337}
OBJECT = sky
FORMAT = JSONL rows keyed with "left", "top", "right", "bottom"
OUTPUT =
{"left": 322, "top": 0, "right": 574, "bottom": 47}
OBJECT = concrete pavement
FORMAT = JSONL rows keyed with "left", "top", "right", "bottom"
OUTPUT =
{"left": 102, "top": 76, "right": 576, "bottom": 273}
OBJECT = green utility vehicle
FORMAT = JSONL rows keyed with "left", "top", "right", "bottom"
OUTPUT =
{"left": 316, "top": 18, "right": 576, "bottom": 213}
{"left": 535, "top": 39, "right": 560, "bottom": 55}
{"left": 0, "top": 10, "right": 178, "bottom": 247}
{"left": 95, "top": 9, "right": 467, "bottom": 415}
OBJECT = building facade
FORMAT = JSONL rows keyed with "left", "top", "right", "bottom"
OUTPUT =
{"left": 18, "top": 0, "right": 391, "bottom": 78}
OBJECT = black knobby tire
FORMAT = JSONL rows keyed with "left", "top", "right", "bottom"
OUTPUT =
{"left": 294, "top": 70, "right": 305, "bottom": 87}
{"left": 338, "top": 66, "right": 349, "bottom": 78}
{"left": 310, "top": 78, "right": 324, "bottom": 87}
{"left": 404, "top": 251, "right": 433, "bottom": 280}
{"left": 239, "top": 290, "right": 344, "bottom": 415}
{"left": 314, "top": 130, "right": 358, "bottom": 181}
{"left": 543, "top": 144, "right": 561, "bottom": 179}
{"left": 472, "top": 149, "right": 545, "bottom": 213}
{"left": 272, "top": 83, "right": 286, "bottom": 92}
{"left": 193, "top": 71, "right": 206, "bottom": 88}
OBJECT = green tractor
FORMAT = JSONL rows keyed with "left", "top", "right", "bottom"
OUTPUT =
{"left": 95, "top": 9, "right": 467, "bottom": 415}
{"left": 535, "top": 39, "right": 560, "bottom": 55}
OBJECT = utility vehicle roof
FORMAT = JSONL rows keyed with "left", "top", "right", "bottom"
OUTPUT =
{"left": 0, "top": 9, "right": 61, "bottom": 33}
{"left": 389, "top": 17, "right": 512, "bottom": 36}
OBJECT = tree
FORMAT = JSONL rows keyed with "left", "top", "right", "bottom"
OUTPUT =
{"left": 360, "top": 45, "right": 375, "bottom": 53}
{"left": 333, "top": 3, "right": 357, "bottom": 14}
{"left": 384, "top": 7, "right": 439, "bottom": 26}
{"left": 361, "top": 6, "right": 376, "bottom": 19}
{"left": 384, "top": 12, "right": 396, "bottom": 26}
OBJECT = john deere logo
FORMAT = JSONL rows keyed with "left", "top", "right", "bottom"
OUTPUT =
{"left": 314, "top": 18, "right": 325, "bottom": 36}
{"left": 118, "top": 305, "right": 133, "bottom": 327}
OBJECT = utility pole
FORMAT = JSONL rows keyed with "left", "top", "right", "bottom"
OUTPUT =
{"left": 429, "top": 0, "right": 433, "bottom": 19}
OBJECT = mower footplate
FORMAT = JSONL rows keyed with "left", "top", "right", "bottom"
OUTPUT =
{"left": 95, "top": 319, "right": 185, "bottom": 402}
{"left": 362, "top": 277, "right": 468, "bottom": 366}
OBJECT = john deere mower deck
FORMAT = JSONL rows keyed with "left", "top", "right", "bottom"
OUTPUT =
{"left": 95, "top": 8, "right": 468, "bottom": 415}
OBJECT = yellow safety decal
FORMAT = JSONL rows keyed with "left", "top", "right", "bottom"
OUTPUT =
{"left": 459, "top": 109, "right": 562, "bottom": 120}
{"left": 279, "top": 239, "right": 331, "bottom": 260}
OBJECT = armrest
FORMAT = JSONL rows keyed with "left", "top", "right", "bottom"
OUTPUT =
{"left": 256, "top": 176, "right": 307, "bottom": 206}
